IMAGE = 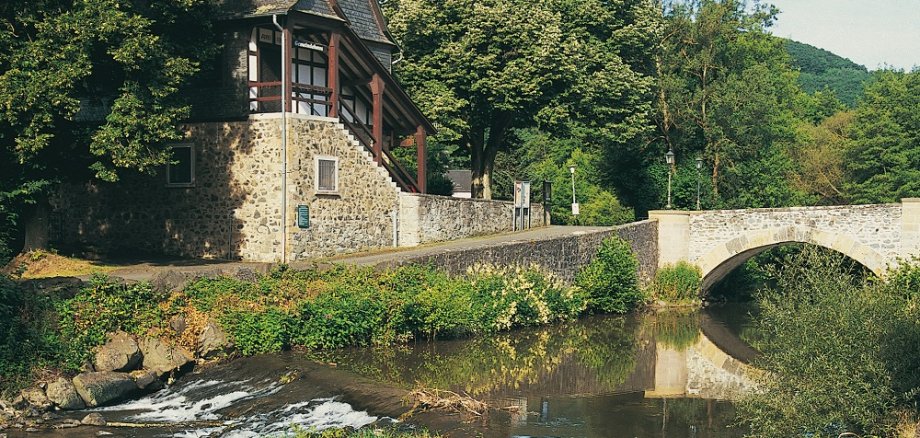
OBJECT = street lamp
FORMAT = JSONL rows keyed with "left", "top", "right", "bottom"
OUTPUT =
{"left": 665, "top": 149, "right": 675, "bottom": 209}
{"left": 695, "top": 156, "right": 703, "bottom": 211}
{"left": 569, "top": 165, "right": 579, "bottom": 222}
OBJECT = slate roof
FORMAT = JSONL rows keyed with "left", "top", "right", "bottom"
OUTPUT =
{"left": 337, "top": 0, "right": 393, "bottom": 45}
{"left": 216, "top": 0, "right": 395, "bottom": 46}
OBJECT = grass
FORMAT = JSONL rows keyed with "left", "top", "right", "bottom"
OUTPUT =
{"left": 1, "top": 250, "right": 117, "bottom": 279}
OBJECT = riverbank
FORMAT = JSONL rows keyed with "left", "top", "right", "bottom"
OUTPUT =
{"left": 0, "top": 236, "right": 660, "bottom": 433}
{"left": 0, "top": 234, "right": 724, "bottom": 436}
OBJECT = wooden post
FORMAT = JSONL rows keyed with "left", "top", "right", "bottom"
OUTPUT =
{"left": 283, "top": 25, "right": 293, "bottom": 113}
{"left": 370, "top": 74, "right": 385, "bottom": 163}
{"left": 328, "top": 32, "right": 340, "bottom": 118}
{"left": 415, "top": 125, "right": 427, "bottom": 194}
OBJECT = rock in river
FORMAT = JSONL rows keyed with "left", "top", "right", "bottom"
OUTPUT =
{"left": 198, "top": 321, "right": 232, "bottom": 359}
{"left": 140, "top": 338, "right": 193, "bottom": 376}
{"left": 45, "top": 378, "right": 85, "bottom": 410}
{"left": 94, "top": 331, "right": 142, "bottom": 372}
{"left": 72, "top": 372, "right": 136, "bottom": 407}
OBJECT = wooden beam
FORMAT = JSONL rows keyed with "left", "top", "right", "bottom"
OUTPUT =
{"left": 328, "top": 32, "right": 340, "bottom": 118}
{"left": 371, "top": 74, "right": 385, "bottom": 163}
{"left": 415, "top": 125, "right": 427, "bottom": 194}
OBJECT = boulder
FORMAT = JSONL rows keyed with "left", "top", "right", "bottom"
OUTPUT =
{"left": 44, "top": 378, "right": 84, "bottom": 410}
{"left": 19, "top": 388, "right": 50, "bottom": 411}
{"left": 169, "top": 314, "right": 187, "bottom": 336}
{"left": 94, "top": 332, "right": 142, "bottom": 372}
{"left": 71, "top": 372, "right": 136, "bottom": 407}
{"left": 139, "top": 338, "right": 193, "bottom": 376}
{"left": 80, "top": 413, "right": 106, "bottom": 427}
{"left": 129, "top": 370, "right": 159, "bottom": 391}
{"left": 197, "top": 322, "right": 231, "bottom": 359}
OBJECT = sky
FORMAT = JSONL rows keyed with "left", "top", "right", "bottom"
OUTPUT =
{"left": 766, "top": 0, "right": 920, "bottom": 71}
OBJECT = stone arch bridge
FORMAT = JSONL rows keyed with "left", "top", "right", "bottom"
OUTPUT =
{"left": 650, "top": 199, "right": 920, "bottom": 290}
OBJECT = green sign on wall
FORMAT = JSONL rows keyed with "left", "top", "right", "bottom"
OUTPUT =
{"left": 297, "top": 205, "right": 310, "bottom": 228}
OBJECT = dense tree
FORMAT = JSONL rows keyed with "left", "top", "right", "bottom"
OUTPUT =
{"left": 0, "top": 0, "right": 217, "bottom": 254}
{"left": 382, "top": 0, "right": 658, "bottom": 199}
{"left": 788, "top": 111, "right": 853, "bottom": 205}
{"left": 652, "top": 0, "right": 807, "bottom": 210}
{"left": 843, "top": 70, "right": 920, "bottom": 203}
{"left": 784, "top": 39, "right": 871, "bottom": 106}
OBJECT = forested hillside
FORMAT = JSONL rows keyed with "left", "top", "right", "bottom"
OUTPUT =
{"left": 784, "top": 39, "right": 871, "bottom": 106}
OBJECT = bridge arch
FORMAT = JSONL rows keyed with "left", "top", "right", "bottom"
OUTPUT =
{"left": 698, "top": 225, "right": 889, "bottom": 291}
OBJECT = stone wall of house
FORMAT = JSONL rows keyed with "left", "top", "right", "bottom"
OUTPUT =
{"left": 51, "top": 117, "right": 285, "bottom": 261}
{"left": 397, "top": 193, "right": 546, "bottom": 247}
{"left": 286, "top": 116, "right": 401, "bottom": 260}
{"left": 374, "top": 220, "right": 659, "bottom": 285}
{"left": 50, "top": 114, "right": 403, "bottom": 262}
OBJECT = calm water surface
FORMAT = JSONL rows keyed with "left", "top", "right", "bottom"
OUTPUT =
{"left": 22, "top": 304, "right": 759, "bottom": 438}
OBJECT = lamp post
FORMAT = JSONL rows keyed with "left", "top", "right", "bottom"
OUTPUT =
{"left": 569, "top": 165, "right": 579, "bottom": 223}
{"left": 665, "top": 149, "right": 675, "bottom": 209}
{"left": 695, "top": 156, "right": 703, "bottom": 211}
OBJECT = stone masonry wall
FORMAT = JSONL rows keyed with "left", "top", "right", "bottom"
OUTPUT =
{"left": 51, "top": 118, "right": 285, "bottom": 261}
{"left": 286, "top": 115, "right": 401, "bottom": 260}
{"left": 374, "top": 220, "right": 659, "bottom": 285}
{"left": 397, "top": 193, "right": 545, "bottom": 247}
{"left": 51, "top": 115, "right": 404, "bottom": 262}
{"left": 688, "top": 204, "right": 903, "bottom": 262}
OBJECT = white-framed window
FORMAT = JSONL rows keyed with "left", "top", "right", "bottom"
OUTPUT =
{"left": 166, "top": 144, "right": 195, "bottom": 187}
{"left": 315, "top": 155, "right": 339, "bottom": 194}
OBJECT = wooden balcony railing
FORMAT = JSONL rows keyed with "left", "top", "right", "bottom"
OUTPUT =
{"left": 249, "top": 81, "right": 419, "bottom": 193}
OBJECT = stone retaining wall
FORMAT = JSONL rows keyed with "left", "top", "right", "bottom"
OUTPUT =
{"left": 397, "top": 193, "right": 546, "bottom": 247}
{"left": 377, "top": 220, "right": 659, "bottom": 285}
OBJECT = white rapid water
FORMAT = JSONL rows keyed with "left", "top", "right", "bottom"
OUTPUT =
{"left": 97, "top": 379, "right": 383, "bottom": 437}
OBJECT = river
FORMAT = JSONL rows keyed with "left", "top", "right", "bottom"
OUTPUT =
{"left": 23, "top": 304, "right": 759, "bottom": 438}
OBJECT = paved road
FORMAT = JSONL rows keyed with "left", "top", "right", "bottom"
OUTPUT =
{"left": 102, "top": 226, "right": 611, "bottom": 281}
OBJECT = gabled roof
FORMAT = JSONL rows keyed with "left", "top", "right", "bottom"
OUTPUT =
{"left": 216, "top": 0, "right": 396, "bottom": 46}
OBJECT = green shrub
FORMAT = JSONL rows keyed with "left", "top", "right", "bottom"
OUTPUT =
{"left": 575, "top": 237, "right": 643, "bottom": 314}
{"left": 0, "top": 276, "right": 62, "bottom": 395}
{"left": 738, "top": 249, "right": 920, "bottom": 437}
{"left": 291, "top": 282, "right": 389, "bottom": 349}
{"left": 57, "top": 275, "right": 166, "bottom": 371}
{"left": 219, "top": 308, "right": 293, "bottom": 356}
{"left": 649, "top": 262, "right": 702, "bottom": 304}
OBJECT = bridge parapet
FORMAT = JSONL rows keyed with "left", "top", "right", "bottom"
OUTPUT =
{"left": 650, "top": 199, "right": 920, "bottom": 290}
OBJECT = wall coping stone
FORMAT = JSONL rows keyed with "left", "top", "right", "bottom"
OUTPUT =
{"left": 399, "top": 192, "right": 543, "bottom": 208}
{"left": 686, "top": 203, "right": 900, "bottom": 216}
{"left": 248, "top": 113, "right": 340, "bottom": 124}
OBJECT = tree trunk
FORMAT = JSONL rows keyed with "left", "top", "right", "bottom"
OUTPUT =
{"left": 470, "top": 134, "right": 486, "bottom": 199}
{"left": 711, "top": 151, "right": 720, "bottom": 197}
{"left": 22, "top": 199, "right": 50, "bottom": 252}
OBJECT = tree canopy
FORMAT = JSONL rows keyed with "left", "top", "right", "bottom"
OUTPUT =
{"left": 0, "top": 0, "right": 217, "bottom": 259}
{"left": 382, "top": 0, "right": 659, "bottom": 199}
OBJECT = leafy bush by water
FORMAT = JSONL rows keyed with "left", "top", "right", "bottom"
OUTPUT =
{"left": 738, "top": 249, "right": 920, "bottom": 437}
{"left": 648, "top": 262, "right": 702, "bottom": 304}
{"left": 57, "top": 275, "right": 167, "bottom": 371}
{"left": 575, "top": 237, "right": 644, "bottom": 313}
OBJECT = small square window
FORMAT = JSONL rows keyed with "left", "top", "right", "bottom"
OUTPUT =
{"left": 166, "top": 144, "right": 195, "bottom": 187}
{"left": 315, "top": 155, "right": 339, "bottom": 194}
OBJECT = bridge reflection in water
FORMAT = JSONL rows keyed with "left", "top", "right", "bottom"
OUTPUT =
{"left": 315, "top": 306, "right": 759, "bottom": 437}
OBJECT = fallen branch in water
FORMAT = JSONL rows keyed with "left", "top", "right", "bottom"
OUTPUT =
{"left": 405, "top": 388, "right": 488, "bottom": 418}
{"left": 106, "top": 420, "right": 226, "bottom": 428}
